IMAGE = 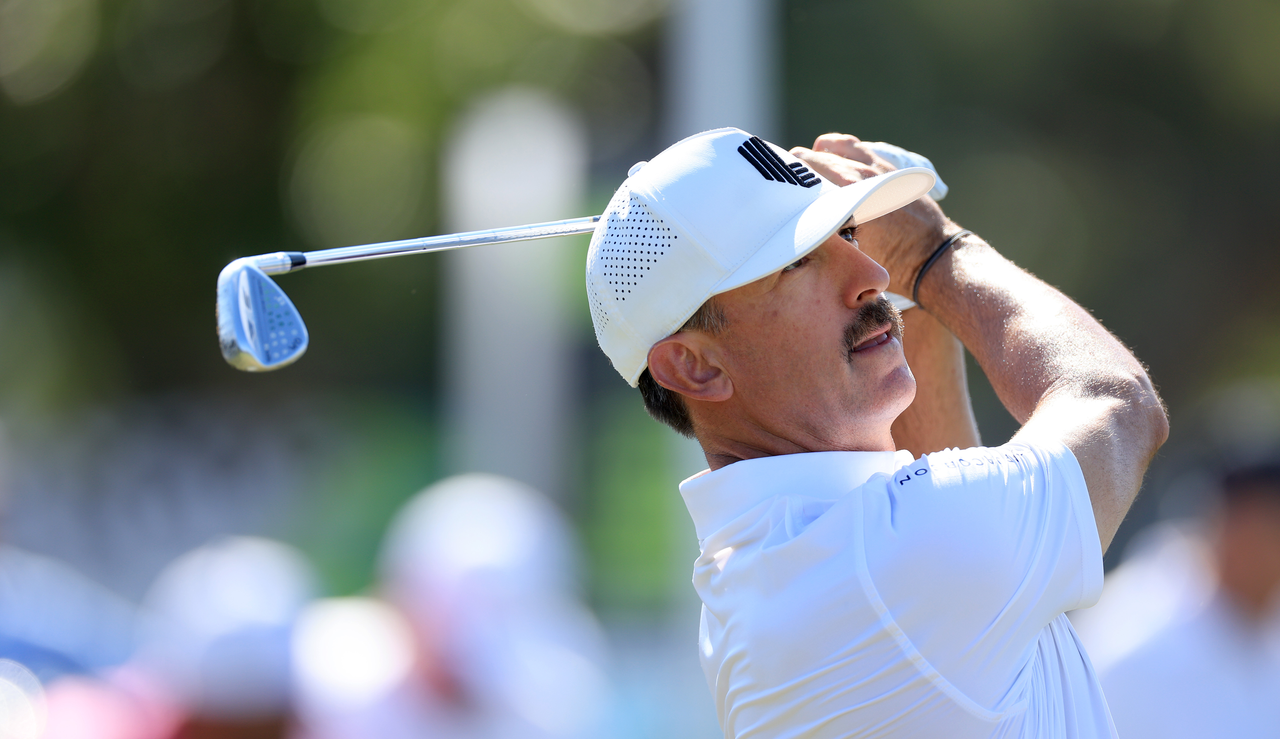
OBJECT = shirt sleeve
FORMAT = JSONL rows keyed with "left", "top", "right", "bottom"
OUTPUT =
{"left": 860, "top": 440, "right": 1104, "bottom": 707}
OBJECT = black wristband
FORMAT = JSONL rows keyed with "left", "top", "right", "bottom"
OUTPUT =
{"left": 912, "top": 229, "right": 971, "bottom": 308}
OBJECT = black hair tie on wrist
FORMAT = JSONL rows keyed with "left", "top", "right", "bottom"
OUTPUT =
{"left": 912, "top": 229, "right": 972, "bottom": 308}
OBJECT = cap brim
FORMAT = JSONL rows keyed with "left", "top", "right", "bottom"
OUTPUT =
{"left": 712, "top": 166, "right": 937, "bottom": 294}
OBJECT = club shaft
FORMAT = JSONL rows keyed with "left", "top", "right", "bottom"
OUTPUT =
{"left": 248, "top": 215, "right": 601, "bottom": 275}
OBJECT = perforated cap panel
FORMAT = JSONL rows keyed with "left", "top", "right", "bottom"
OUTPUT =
{"left": 586, "top": 187, "right": 678, "bottom": 343}
{"left": 598, "top": 195, "right": 676, "bottom": 300}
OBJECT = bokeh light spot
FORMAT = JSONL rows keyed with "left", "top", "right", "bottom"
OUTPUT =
{"left": 0, "top": 660, "right": 46, "bottom": 739}
{"left": 443, "top": 86, "right": 586, "bottom": 229}
{"left": 0, "top": 0, "right": 99, "bottom": 104}
{"left": 292, "top": 598, "right": 416, "bottom": 709}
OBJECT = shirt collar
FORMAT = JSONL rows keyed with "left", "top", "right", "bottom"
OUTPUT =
{"left": 679, "top": 450, "right": 914, "bottom": 540}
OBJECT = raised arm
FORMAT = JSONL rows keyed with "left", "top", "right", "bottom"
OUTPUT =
{"left": 916, "top": 238, "right": 1167, "bottom": 552}
{"left": 794, "top": 134, "right": 1168, "bottom": 553}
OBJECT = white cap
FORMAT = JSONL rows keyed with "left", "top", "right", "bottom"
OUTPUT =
{"left": 140, "top": 537, "right": 316, "bottom": 720}
{"left": 585, "top": 127, "right": 937, "bottom": 386}
{"left": 379, "top": 473, "right": 578, "bottom": 613}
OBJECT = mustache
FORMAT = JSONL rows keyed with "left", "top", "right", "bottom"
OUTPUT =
{"left": 842, "top": 295, "right": 904, "bottom": 356}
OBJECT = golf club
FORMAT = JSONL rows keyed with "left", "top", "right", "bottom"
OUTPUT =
{"left": 216, "top": 143, "right": 945, "bottom": 373}
{"left": 216, "top": 215, "right": 601, "bottom": 371}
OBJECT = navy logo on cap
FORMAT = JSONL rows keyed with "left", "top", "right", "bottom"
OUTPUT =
{"left": 737, "top": 136, "right": 820, "bottom": 188}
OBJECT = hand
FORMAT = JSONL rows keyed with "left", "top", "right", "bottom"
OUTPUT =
{"left": 791, "top": 134, "right": 956, "bottom": 296}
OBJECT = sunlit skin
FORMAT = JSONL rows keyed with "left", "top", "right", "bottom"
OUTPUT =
{"left": 647, "top": 221, "right": 917, "bottom": 469}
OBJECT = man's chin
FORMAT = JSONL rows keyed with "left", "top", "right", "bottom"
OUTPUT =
{"left": 848, "top": 353, "right": 915, "bottom": 427}
{"left": 891, "top": 362, "right": 917, "bottom": 414}
{"left": 877, "top": 353, "right": 917, "bottom": 415}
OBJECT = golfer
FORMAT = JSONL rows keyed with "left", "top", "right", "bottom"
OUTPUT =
{"left": 584, "top": 128, "right": 1167, "bottom": 738}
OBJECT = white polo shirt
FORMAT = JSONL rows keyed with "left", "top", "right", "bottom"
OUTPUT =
{"left": 679, "top": 441, "right": 1113, "bottom": 739}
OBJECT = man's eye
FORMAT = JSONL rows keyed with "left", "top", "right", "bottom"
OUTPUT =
{"left": 782, "top": 257, "right": 807, "bottom": 273}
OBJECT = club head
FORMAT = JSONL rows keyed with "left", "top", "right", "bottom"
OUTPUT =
{"left": 216, "top": 259, "right": 309, "bottom": 371}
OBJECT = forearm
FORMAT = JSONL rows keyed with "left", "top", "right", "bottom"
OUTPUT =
{"left": 918, "top": 235, "right": 1169, "bottom": 550}
{"left": 891, "top": 306, "right": 980, "bottom": 457}
{"left": 917, "top": 237, "right": 1144, "bottom": 423}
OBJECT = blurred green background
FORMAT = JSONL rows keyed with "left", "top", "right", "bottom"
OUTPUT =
{"left": 1, "top": 0, "right": 1278, "bottom": 725}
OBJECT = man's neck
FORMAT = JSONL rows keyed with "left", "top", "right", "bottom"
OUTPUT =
{"left": 695, "top": 422, "right": 897, "bottom": 471}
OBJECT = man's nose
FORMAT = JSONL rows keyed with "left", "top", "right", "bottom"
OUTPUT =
{"left": 837, "top": 238, "right": 890, "bottom": 309}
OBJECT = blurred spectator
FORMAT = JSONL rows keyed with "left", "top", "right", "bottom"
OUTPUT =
{"left": 0, "top": 545, "right": 137, "bottom": 683}
{"left": 0, "top": 419, "right": 137, "bottom": 739}
{"left": 0, "top": 657, "right": 48, "bottom": 739}
{"left": 291, "top": 473, "right": 612, "bottom": 739}
{"left": 1072, "top": 462, "right": 1280, "bottom": 738}
{"left": 0, "top": 418, "right": 136, "bottom": 684}
{"left": 127, "top": 536, "right": 316, "bottom": 739}
{"left": 41, "top": 668, "right": 181, "bottom": 739}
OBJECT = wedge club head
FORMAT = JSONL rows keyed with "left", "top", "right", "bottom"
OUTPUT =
{"left": 216, "top": 258, "right": 309, "bottom": 371}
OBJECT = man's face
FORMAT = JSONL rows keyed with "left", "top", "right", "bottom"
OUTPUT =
{"left": 704, "top": 222, "right": 916, "bottom": 452}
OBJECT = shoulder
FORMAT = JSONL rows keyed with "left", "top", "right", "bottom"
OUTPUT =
{"left": 926, "top": 439, "right": 1080, "bottom": 479}
{"left": 865, "top": 440, "right": 1096, "bottom": 576}
{"left": 880, "top": 440, "right": 1084, "bottom": 500}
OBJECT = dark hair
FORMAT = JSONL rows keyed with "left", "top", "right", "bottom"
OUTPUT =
{"left": 637, "top": 298, "right": 728, "bottom": 438}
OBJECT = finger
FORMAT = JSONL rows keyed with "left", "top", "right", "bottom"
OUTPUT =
{"left": 813, "top": 133, "right": 861, "bottom": 151}
{"left": 812, "top": 134, "right": 901, "bottom": 173}
{"left": 796, "top": 148, "right": 880, "bottom": 176}
{"left": 796, "top": 148, "right": 881, "bottom": 178}
{"left": 791, "top": 148, "right": 880, "bottom": 185}
{"left": 813, "top": 133, "right": 875, "bottom": 165}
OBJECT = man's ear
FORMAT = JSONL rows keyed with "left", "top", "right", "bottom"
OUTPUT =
{"left": 647, "top": 333, "right": 733, "bottom": 402}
